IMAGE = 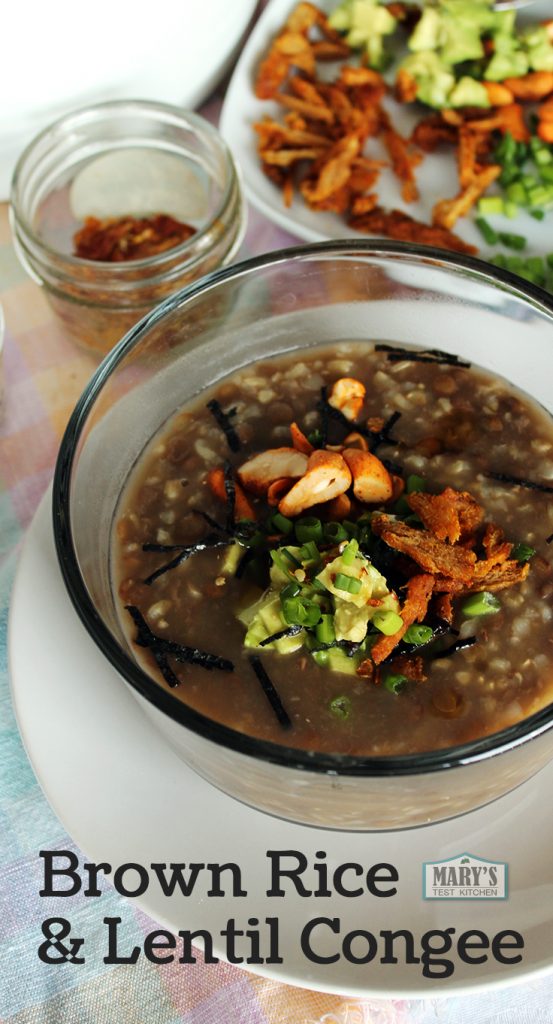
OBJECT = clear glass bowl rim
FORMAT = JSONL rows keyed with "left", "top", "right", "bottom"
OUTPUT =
{"left": 52, "top": 239, "right": 553, "bottom": 778}
{"left": 10, "top": 98, "right": 239, "bottom": 272}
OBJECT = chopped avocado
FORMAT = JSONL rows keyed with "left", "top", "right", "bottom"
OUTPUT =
{"left": 329, "top": 0, "right": 397, "bottom": 70}
{"left": 326, "top": 649, "right": 360, "bottom": 676}
{"left": 242, "top": 591, "right": 304, "bottom": 653}
{"left": 312, "top": 647, "right": 360, "bottom": 676}
{"left": 221, "top": 543, "right": 242, "bottom": 577}
{"left": 449, "top": 76, "right": 490, "bottom": 108}
{"left": 315, "top": 549, "right": 390, "bottom": 608}
{"left": 400, "top": 52, "right": 456, "bottom": 109}
{"left": 409, "top": 7, "right": 444, "bottom": 53}
{"left": 440, "top": 17, "right": 485, "bottom": 66}
{"left": 522, "top": 27, "right": 553, "bottom": 72}
{"left": 269, "top": 546, "right": 303, "bottom": 588}
{"left": 484, "top": 49, "right": 528, "bottom": 81}
{"left": 334, "top": 599, "right": 371, "bottom": 642}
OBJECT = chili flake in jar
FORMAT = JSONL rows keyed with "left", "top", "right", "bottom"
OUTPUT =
{"left": 73, "top": 214, "right": 196, "bottom": 262}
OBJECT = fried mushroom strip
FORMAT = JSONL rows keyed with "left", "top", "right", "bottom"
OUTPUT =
{"left": 370, "top": 573, "right": 435, "bottom": 665}
{"left": 371, "top": 513, "right": 477, "bottom": 583}
{"left": 407, "top": 487, "right": 483, "bottom": 544}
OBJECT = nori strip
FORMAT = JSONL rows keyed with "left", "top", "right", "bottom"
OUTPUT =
{"left": 311, "top": 639, "right": 362, "bottom": 658}
{"left": 235, "top": 547, "right": 256, "bottom": 579}
{"left": 547, "top": 533, "right": 553, "bottom": 544}
{"left": 258, "top": 625, "right": 303, "bottom": 647}
{"left": 206, "top": 399, "right": 241, "bottom": 452}
{"left": 142, "top": 534, "right": 226, "bottom": 585}
{"left": 487, "top": 472, "right": 553, "bottom": 494}
{"left": 317, "top": 387, "right": 402, "bottom": 455}
{"left": 318, "top": 387, "right": 330, "bottom": 446}
{"left": 223, "top": 461, "right": 236, "bottom": 532}
{"left": 375, "top": 344, "right": 471, "bottom": 368}
{"left": 370, "top": 410, "right": 402, "bottom": 451}
{"left": 429, "top": 636, "right": 478, "bottom": 660}
{"left": 192, "top": 508, "right": 228, "bottom": 533}
{"left": 126, "top": 605, "right": 234, "bottom": 686}
{"left": 249, "top": 654, "right": 292, "bottom": 729}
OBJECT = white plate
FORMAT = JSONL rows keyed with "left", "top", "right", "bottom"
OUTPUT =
{"left": 8, "top": 491, "right": 553, "bottom": 997}
{"left": 0, "top": 0, "right": 256, "bottom": 199}
{"left": 220, "top": 0, "right": 552, "bottom": 268}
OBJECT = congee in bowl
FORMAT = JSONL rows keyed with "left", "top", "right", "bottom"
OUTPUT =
{"left": 115, "top": 341, "right": 553, "bottom": 756}
{"left": 53, "top": 242, "right": 553, "bottom": 829}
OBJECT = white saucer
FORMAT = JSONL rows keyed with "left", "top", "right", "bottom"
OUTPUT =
{"left": 9, "top": 492, "right": 553, "bottom": 997}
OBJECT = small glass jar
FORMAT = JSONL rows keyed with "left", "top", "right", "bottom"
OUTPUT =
{"left": 10, "top": 100, "right": 246, "bottom": 358}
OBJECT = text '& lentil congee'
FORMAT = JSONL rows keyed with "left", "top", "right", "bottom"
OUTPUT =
{"left": 113, "top": 342, "right": 553, "bottom": 756}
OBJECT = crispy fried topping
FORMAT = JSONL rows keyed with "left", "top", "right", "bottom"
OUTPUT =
{"left": 467, "top": 559, "right": 530, "bottom": 592}
{"left": 371, "top": 573, "right": 435, "bottom": 665}
{"left": 349, "top": 206, "right": 478, "bottom": 255}
{"left": 407, "top": 487, "right": 483, "bottom": 544}
{"left": 372, "top": 513, "right": 477, "bottom": 583}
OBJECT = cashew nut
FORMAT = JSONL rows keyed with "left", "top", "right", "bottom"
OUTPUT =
{"left": 278, "top": 450, "right": 352, "bottom": 517}
{"left": 341, "top": 448, "right": 393, "bottom": 504}
{"left": 327, "top": 377, "right": 366, "bottom": 421}
{"left": 238, "top": 447, "right": 308, "bottom": 496}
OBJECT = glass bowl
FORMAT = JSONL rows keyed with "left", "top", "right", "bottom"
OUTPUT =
{"left": 10, "top": 100, "right": 245, "bottom": 358}
{"left": 53, "top": 241, "right": 553, "bottom": 831}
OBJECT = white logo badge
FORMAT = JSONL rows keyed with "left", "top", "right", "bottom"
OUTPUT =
{"left": 423, "top": 853, "right": 508, "bottom": 900}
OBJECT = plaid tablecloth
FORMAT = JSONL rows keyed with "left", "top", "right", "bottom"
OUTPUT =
{"left": 2, "top": 80, "right": 553, "bottom": 1024}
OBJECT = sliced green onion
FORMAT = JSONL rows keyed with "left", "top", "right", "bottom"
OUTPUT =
{"left": 393, "top": 495, "right": 411, "bottom": 515}
{"left": 324, "top": 521, "right": 348, "bottom": 544}
{"left": 527, "top": 184, "right": 553, "bottom": 207}
{"left": 281, "top": 581, "right": 301, "bottom": 600}
{"left": 341, "top": 538, "right": 359, "bottom": 565}
{"left": 475, "top": 217, "right": 498, "bottom": 245}
{"left": 539, "top": 164, "right": 553, "bottom": 183}
{"left": 499, "top": 166, "right": 520, "bottom": 188}
{"left": 311, "top": 576, "right": 329, "bottom": 593}
{"left": 511, "top": 542, "right": 536, "bottom": 563}
{"left": 329, "top": 695, "right": 352, "bottom": 719}
{"left": 498, "top": 231, "right": 527, "bottom": 251}
{"left": 270, "top": 512, "right": 293, "bottom": 535}
{"left": 478, "top": 196, "right": 504, "bottom": 216}
{"left": 546, "top": 254, "right": 553, "bottom": 269}
{"left": 334, "top": 572, "right": 362, "bottom": 594}
{"left": 281, "top": 596, "right": 322, "bottom": 628}
{"left": 536, "top": 149, "right": 553, "bottom": 168}
{"left": 307, "top": 428, "right": 323, "bottom": 447}
{"left": 312, "top": 649, "right": 329, "bottom": 668}
{"left": 343, "top": 520, "right": 359, "bottom": 538}
{"left": 383, "top": 673, "right": 408, "bottom": 695}
{"left": 373, "top": 609, "right": 403, "bottom": 635}
{"left": 406, "top": 474, "right": 426, "bottom": 494}
{"left": 270, "top": 550, "right": 295, "bottom": 578}
{"left": 530, "top": 209, "right": 545, "bottom": 220}
{"left": 526, "top": 256, "right": 546, "bottom": 282}
{"left": 300, "top": 540, "right": 321, "bottom": 565}
{"left": 404, "top": 624, "right": 434, "bottom": 646}
{"left": 504, "top": 201, "right": 519, "bottom": 219}
{"left": 461, "top": 591, "right": 501, "bottom": 617}
{"left": 281, "top": 547, "right": 302, "bottom": 567}
{"left": 316, "top": 614, "right": 336, "bottom": 645}
{"left": 295, "top": 516, "right": 323, "bottom": 544}
{"left": 505, "top": 182, "right": 527, "bottom": 206}
{"left": 516, "top": 140, "right": 528, "bottom": 163}
{"left": 244, "top": 529, "right": 267, "bottom": 549}
{"left": 495, "top": 131, "right": 516, "bottom": 164}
